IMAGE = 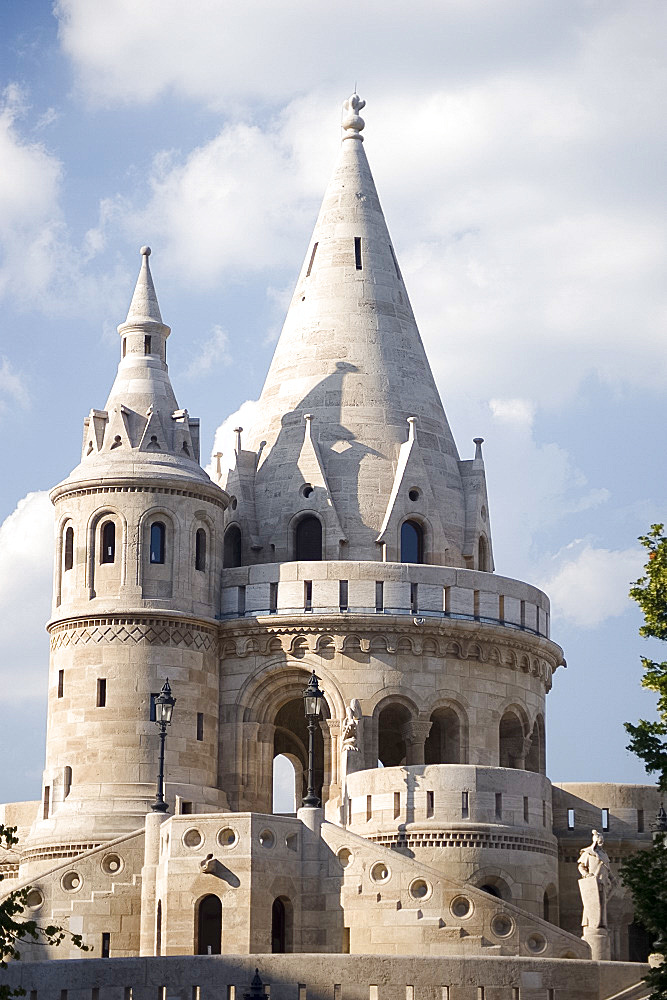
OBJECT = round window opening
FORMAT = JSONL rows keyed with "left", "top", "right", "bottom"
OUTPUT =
{"left": 217, "top": 827, "right": 238, "bottom": 849}
{"left": 370, "top": 862, "right": 390, "bottom": 883}
{"left": 490, "top": 913, "right": 514, "bottom": 938}
{"left": 61, "top": 871, "right": 82, "bottom": 892}
{"left": 301, "top": 484, "right": 314, "bottom": 498}
{"left": 183, "top": 828, "right": 203, "bottom": 849}
{"left": 408, "top": 488, "right": 420, "bottom": 502}
{"left": 25, "top": 889, "right": 44, "bottom": 910}
{"left": 527, "top": 932, "right": 547, "bottom": 954}
{"left": 230, "top": 497, "right": 238, "bottom": 511}
{"left": 259, "top": 829, "right": 275, "bottom": 848}
{"left": 337, "top": 848, "right": 353, "bottom": 869}
{"left": 409, "top": 878, "right": 431, "bottom": 900}
{"left": 450, "top": 895, "right": 472, "bottom": 919}
{"left": 101, "top": 853, "right": 123, "bottom": 875}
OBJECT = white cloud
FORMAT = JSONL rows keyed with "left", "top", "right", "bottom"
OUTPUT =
{"left": 489, "top": 398, "right": 535, "bottom": 429}
{"left": 540, "top": 541, "right": 644, "bottom": 628}
{"left": 0, "top": 358, "right": 30, "bottom": 413}
{"left": 0, "top": 491, "right": 54, "bottom": 702}
{"left": 185, "top": 326, "right": 232, "bottom": 379}
{"left": 206, "top": 399, "right": 260, "bottom": 482}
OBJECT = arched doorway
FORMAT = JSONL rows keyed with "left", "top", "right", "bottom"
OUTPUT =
{"left": 271, "top": 896, "right": 293, "bottom": 953}
{"left": 400, "top": 520, "right": 424, "bottom": 564}
{"left": 223, "top": 525, "right": 242, "bottom": 567}
{"left": 295, "top": 516, "right": 322, "bottom": 560}
{"left": 377, "top": 703, "right": 412, "bottom": 767}
{"left": 197, "top": 894, "right": 222, "bottom": 955}
{"left": 273, "top": 696, "right": 328, "bottom": 806}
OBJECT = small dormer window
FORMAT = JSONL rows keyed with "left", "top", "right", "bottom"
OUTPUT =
{"left": 150, "top": 522, "right": 166, "bottom": 564}
{"left": 144, "top": 335, "right": 152, "bottom": 355}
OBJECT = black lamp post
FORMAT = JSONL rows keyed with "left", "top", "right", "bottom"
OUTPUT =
{"left": 151, "top": 679, "right": 176, "bottom": 813}
{"left": 302, "top": 669, "right": 325, "bottom": 808}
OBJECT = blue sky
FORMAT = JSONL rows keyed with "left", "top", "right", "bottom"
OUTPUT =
{"left": 0, "top": 1, "right": 665, "bottom": 806}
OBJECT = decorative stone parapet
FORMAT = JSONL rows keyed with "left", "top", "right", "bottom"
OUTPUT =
{"left": 219, "top": 561, "right": 550, "bottom": 637}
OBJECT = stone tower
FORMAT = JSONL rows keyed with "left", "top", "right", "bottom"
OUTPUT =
{"left": 215, "top": 95, "right": 562, "bottom": 921}
{"left": 24, "top": 248, "right": 229, "bottom": 869}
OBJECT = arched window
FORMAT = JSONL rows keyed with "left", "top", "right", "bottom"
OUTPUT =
{"left": 197, "top": 894, "right": 222, "bottom": 955}
{"left": 156, "top": 900, "right": 162, "bottom": 956}
{"left": 195, "top": 528, "right": 207, "bottom": 571}
{"left": 499, "top": 711, "right": 525, "bottom": 769}
{"left": 400, "top": 520, "right": 424, "bottom": 564}
{"left": 295, "top": 515, "right": 322, "bottom": 561}
{"left": 425, "top": 707, "right": 464, "bottom": 764}
{"left": 273, "top": 754, "right": 296, "bottom": 813}
{"left": 478, "top": 535, "right": 489, "bottom": 571}
{"left": 64, "top": 527, "right": 74, "bottom": 572}
{"left": 63, "top": 766, "right": 72, "bottom": 799}
{"left": 223, "top": 525, "right": 242, "bottom": 568}
{"left": 150, "top": 522, "right": 166, "bottom": 564}
{"left": 101, "top": 521, "right": 115, "bottom": 564}
{"left": 377, "top": 703, "right": 412, "bottom": 767}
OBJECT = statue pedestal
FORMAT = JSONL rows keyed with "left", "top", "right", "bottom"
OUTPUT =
{"left": 582, "top": 927, "right": 611, "bottom": 961}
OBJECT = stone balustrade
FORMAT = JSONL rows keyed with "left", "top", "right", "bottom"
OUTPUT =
{"left": 219, "top": 562, "right": 550, "bottom": 638}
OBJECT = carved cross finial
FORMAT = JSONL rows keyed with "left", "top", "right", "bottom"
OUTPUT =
{"left": 342, "top": 93, "right": 366, "bottom": 141}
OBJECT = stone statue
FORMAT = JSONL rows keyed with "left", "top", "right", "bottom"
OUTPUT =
{"left": 577, "top": 829, "right": 617, "bottom": 955}
{"left": 341, "top": 699, "right": 362, "bottom": 752}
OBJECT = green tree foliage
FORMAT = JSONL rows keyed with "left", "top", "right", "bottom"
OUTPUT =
{"left": 620, "top": 524, "right": 667, "bottom": 998}
{"left": 0, "top": 824, "right": 88, "bottom": 999}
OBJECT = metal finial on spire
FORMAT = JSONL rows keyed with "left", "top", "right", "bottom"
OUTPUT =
{"left": 140, "top": 246, "right": 151, "bottom": 257}
{"left": 342, "top": 92, "right": 366, "bottom": 141}
{"left": 473, "top": 437, "right": 484, "bottom": 460}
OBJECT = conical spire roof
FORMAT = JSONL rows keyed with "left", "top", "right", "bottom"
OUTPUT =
{"left": 239, "top": 95, "right": 468, "bottom": 560}
{"left": 59, "top": 247, "right": 212, "bottom": 490}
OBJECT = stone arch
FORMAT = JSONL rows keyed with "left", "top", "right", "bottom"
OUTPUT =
{"left": 138, "top": 507, "right": 176, "bottom": 598}
{"left": 195, "top": 893, "right": 222, "bottom": 954}
{"left": 525, "top": 713, "right": 546, "bottom": 774}
{"left": 289, "top": 511, "right": 324, "bottom": 561}
{"left": 498, "top": 704, "right": 530, "bottom": 769}
{"left": 87, "top": 506, "right": 128, "bottom": 595}
{"left": 424, "top": 701, "right": 468, "bottom": 764}
{"left": 237, "top": 660, "right": 345, "bottom": 725}
{"left": 469, "top": 868, "right": 516, "bottom": 902}
{"left": 373, "top": 694, "right": 419, "bottom": 768}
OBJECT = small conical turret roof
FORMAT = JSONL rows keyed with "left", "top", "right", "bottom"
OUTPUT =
{"left": 239, "top": 95, "right": 467, "bottom": 561}
{"left": 58, "top": 247, "right": 213, "bottom": 491}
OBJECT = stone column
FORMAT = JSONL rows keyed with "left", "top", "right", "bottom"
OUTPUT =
{"left": 139, "top": 811, "right": 167, "bottom": 956}
{"left": 400, "top": 720, "right": 433, "bottom": 766}
{"left": 325, "top": 718, "right": 341, "bottom": 796}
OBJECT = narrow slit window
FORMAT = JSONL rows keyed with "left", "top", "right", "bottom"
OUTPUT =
{"left": 366, "top": 795, "right": 372, "bottom": 822}
{"left": 58, "top": 669, "right": 64, "bottom": 698}
{"left": 394, "top": 791, "right": 400, "bottom": 818}
{"left": 543, "top": 799, "right": 547, "bottom": 826}
{"left": 567, "top": 808, "right": 575, "bottom": 830}
{"left": 601, "top": 807, "right": 610, "bottom": 831}
{"left": 473, "top": 590, "right": 480, "bottom": 618}
{"left": 426, "top": 791, "right": 434, "bottom": 818}
{"left": 144, "top": 335, "right": 151, "bottom": 355}
{"left": 43, "top": 785, "right": 50, "bottom": 820}
{"left": 64, "top": 526, "right": 74, "bottom": 571}
{"left": 237, "top": 585, "right": 246, "bottom": 616}
{"left": 410, "top": 582, "right": 418, "bottom": 613}
{"left": 462, "top": 790, "right": 469, "bottom": 819}
{"left": 523, "top": 796, "right": 529, "bottom": 822}
{"left": 444, "top": 586, "right": 451, "bottom": 613}
{"left": 149, "top": 692, "right": 159, "bottom": 722}
{"left": 304, "top": 580, "right": 312, "bottom": 612}
{"left": 101, "top": 521, "right": 115, "bottom": 564}
{"left": 269, "top": 582, "right": 278, "bottom": 613}
{"left": 339, "top": 579, "right": 348, "bottom": 611}
{"left": 375, "top": 581, "right": 384, "bottom": 613}
{"left": 195, "top": 528, "right": 206, "bottom": 571}
{"left": 495, "top": 793, "right": 502, "bottom": 819}
{"left": 150, "top": 522, "right": 166, "bottom": 564}
{"left": 520, "top": 599, "right": 526, "bottom": 627}
{"left": 354, "top": 236, "right": 362, "bottom": 270}
{"left": 196, "top": 712, "right": 204, "bottom": 741}
{"left": 306, "top": 242, "right": 318, "bottom": 277}
{"left": 498, "top": 594, "right": 505, "bottom": 621}
{"left": 122, "top": 338, "right": 127, "bottom": 358}
{"left": 101, "top": 932, "right": 110, "bottom": 958}
{"left": 64, "top": 766, "right": 72, "bottom": 799}
{"left": 97, "top": 678, "right": 107, "bottom": 707}
{"left": 637, "top": 808, "right": 644, "bottom": 833}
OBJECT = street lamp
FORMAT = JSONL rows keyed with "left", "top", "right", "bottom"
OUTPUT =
{"left": 151, "top": 679, "right": 176, "bottom": 813}
{"left": 302, "top": 669, "right": 325, "bottom": 808}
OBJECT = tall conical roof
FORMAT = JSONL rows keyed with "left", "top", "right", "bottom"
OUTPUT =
{"left": 236, "top": 95, "right": 469, "bottom": 561}
{"left": 59, "top": 247, "right": 212, "bottom": 490}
